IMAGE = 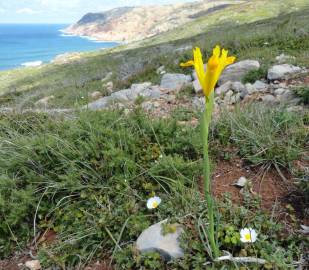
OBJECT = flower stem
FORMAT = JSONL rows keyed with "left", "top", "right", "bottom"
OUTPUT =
{"left": 201, "top": 92, "right": 219, "bottom": 259}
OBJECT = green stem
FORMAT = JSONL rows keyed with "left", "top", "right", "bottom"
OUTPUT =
{"left": 201, "top": 92, "right": 219, "bottom": 258}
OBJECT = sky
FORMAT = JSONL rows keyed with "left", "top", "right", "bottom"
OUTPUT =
{"left": 0, "top": 0, "right": 197, "bottom": 24}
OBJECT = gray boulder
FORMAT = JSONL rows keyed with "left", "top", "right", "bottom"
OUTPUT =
{"left": 276, "top": 90, "right": 301, "bottom": 105}
{"left": 111, "top": 82, "right": 153, "bottom": 102}
{"left": 261, "top": 94, "right": 277, "bottom": 104}
{"left": 85, "top": 83, "right": 163, "bottom": 110}
{"left": 111, "top": 89, "right": 132, "bottom": 102}
{"left": 161, "top": 73, "right": 192, "bottom": 91}
{"left": 274, "top": 88, "right": 287, "bottom": 96}
{"left": 136, "top": 220, "right": 184, "bottom": 260}
{"left": 219, "top": 60, "right": 260, "bottom": 85}
{"left": 267, "top": 64, "right": 302, "bottom": 80}
{"left": 252, "top": 80, "right": 268, "bottom": 91}
{"left": 226, "top": 93, "right": 242, "bottom": 104}
{"left": 84, "top": 96, "right": 113, "bottom": 110}
{"left": 231, "top": 81, "right": 246, "bottom": 93}
{"left": 216, "top": 81, "right": 232, "bottom": 96}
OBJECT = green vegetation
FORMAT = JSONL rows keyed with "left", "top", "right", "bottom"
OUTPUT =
{"left": 294, "top": 86, "right": 309, "bottom": 104}
{"left": 0, "top": 105, "right": 307, "bottom": 268}
{"left": 214, "top": 104, "right": 308, "bottom": 168}
{"left": 0, "top": 1, "right": 308, "bottom": 268}
{"left": 242, "top": 67, "right": 267, "bottom": 84}
{"left": 0, "top": 4, "right": 309, "bottom": 109}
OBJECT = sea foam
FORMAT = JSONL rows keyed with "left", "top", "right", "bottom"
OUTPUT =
{"left": 21, "top": 61, "right": 43, "bottom": 67}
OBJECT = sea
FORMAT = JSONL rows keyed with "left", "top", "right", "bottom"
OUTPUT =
{"left": 0, "top": 24, "right": 118, "bottom": 71}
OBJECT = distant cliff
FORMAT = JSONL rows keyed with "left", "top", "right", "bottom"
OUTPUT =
{"left": 64, "top": 0, "right": 243, "bottom": 42}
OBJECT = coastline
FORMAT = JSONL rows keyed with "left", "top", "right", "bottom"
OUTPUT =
{"left": 0, "top": 24, "right": 120, "bottom": 71}
{"left": 60, "top": 27, "right": 126, "bottom": 44}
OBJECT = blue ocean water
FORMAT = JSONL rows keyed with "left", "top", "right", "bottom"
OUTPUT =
{"left": 0, "top": 24, "right": 118, "bottom": 71}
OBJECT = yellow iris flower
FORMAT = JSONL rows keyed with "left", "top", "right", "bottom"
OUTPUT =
{"left": 181, "top": 45, "right": 236, "bottom": 97}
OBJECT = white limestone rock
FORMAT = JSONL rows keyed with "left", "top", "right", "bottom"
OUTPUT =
{"left": 136, "top": 220, "right": 184, "bottom": 261}
{"left": 219, "top": 60, "right": 260, "bottom": 85}
{"left": 267, "top": 64, "right": 302, "bottom": 80}
{"left": 160, "top": 73, "right": 192, "bottom": 91}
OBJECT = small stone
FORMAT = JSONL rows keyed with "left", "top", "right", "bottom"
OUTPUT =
{"left": 230, "top": 93, "right": 242, "bottom": 104}
{"left": 164, "top": 94, "right": 176, "bottom": 102}
{"left": 89, "top": 91, "right": 102, "bottom": 99}
{"left": 101, "top": 72, "right": 113, "bottom": 83}
{"left": 223, "top": 90, "right": 237, "bottom": 105}
{"left": 216, "top": 81, "right": 232, "bottom": 95}
{"left": 156, "top": 66, "right": 166, "bottom": 75}
{"left": 261, "top": 94, "right": 277, "bottom": 104}
{"left": 231, "top": 81, "right": 245, "bottom": 93}
{"left": 136, "top": 220, "right": 184, "bottom": 261}
{"left": 274, "top": 88, "right": 287, "bottom": 96}
{"left": 192, "top": 96, "right": 205, "bottom": 111}
{"left": 105, "top": 81, "right": 114, "bottom": 93}
{"left": 25, "top": 260, "right": 41, "bottom": 270}
{"left": 267, "top": 64, "right": 302, "bottom": 80}
{"left": 233, "top": 176, "right": 248, "bottom": 188}
{"left": 252, "top": 80, "right": 268, "bottom": 91}
{"left": 225, "top": 90, "right": 234, "bottom": 98}
{"left": 300, "top": 225, "right": 309, "bottom": 234}
{"left": 277, "top": 89, "right": 295, "bottom": 103}
{"left": 278, "top": 82, "right": 287, "bottom": 88}
{"left": 245, "top": 83, "right": 255, "bottom": 94}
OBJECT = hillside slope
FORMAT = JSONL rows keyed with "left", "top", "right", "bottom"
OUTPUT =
{"left": 0, "top": 0, "right": 308, "bottom": 109}
{"left": 64, "top": 0, "right": 244, "bottom": 42}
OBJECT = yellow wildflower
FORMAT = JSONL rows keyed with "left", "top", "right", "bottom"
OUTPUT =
{"left": 181, "top": 45, "right": 236, "bottom": 97}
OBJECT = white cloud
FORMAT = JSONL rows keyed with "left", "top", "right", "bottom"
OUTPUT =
{"left": 16, "top": 8, "right": 40, "bottom": 14}
{"left": 0, "top": 8, "right": 6, "bottom": 13}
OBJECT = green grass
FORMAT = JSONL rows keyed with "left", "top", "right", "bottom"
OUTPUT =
{"left": 213, "top": 104, "right": 308, "bottom": 168}
{"left": 133, "top": 0, "right": 309, "bottom": 47}
{"left": 0, "top": 106, "right": 307, "bottom": 268}
{"left": 242, "top": 67, "right": 268, "bottom": 84}
{"left": 0, "top": 4, "right": 309, "bottom": 109}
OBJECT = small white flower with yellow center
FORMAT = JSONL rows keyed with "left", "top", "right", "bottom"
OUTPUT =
{"left": 240, "top": 228, "right": 257, "bottom": 243}
{"left": 146, "top": 196, "right": 161, "bottom": 209}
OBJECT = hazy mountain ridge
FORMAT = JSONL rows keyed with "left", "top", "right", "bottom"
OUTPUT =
{"left": 64, "top": 0, "right": 244, "bottom": 42}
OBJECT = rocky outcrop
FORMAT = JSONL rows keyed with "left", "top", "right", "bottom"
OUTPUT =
{"left": 219, "top": 60, "right": 260, "bottom": 85}
{"left": 267, "top": 64, "right": 302, "bottom": 80}
{"left": 160, "top": 73, "right": 192, "bottom": 91}
{"left": 64, "top": 1, "right": 243, "bottom": 42}
{"left": 83, "top": 60, "right": 307, "bottom": 117}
